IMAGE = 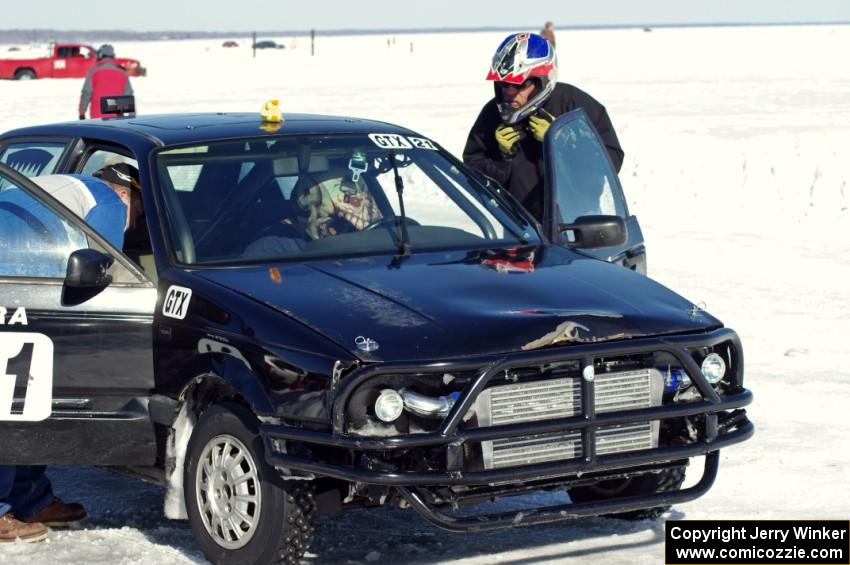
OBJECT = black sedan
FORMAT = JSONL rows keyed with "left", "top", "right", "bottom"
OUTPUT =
{"left": 0, "top": 109, "right": 752, "bottom": 564}
{"left": 254, "top": 40, "right": 285, "bottom": 49}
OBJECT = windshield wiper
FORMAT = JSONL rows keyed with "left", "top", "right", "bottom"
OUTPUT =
{"left": 388, "top": 151, "right": 411, "bottom": 256}
{"left": 476, "top": 172, "right": 528, "bottom": 226}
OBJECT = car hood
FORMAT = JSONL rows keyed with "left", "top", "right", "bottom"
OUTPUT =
{"left": 196, "top": 245, "right": 721, "bottom": 362}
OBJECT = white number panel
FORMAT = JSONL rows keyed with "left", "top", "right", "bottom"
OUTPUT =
{"left": 0, "top": 333, "right": 54, "bottom": 421}
{"left": 408, "top": 137, "right": 437, "bottom": 150}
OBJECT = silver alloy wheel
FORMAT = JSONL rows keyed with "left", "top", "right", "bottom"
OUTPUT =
{"left": 195, "top": 433, "right": 262, "bottom": 549}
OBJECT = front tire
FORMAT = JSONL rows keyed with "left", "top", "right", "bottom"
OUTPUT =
{"left": 568, "top": 466, "right": 686, "bottom": 520}
{"left": 184, "top": 402, "right": 315, "bottom": 564}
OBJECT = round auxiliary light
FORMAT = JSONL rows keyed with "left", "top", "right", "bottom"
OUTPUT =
{"left": 374, "top": 389, "right": 404, "bottom": 423}
{"left": 700, "top": 353, "right": 726, "bottom": 384}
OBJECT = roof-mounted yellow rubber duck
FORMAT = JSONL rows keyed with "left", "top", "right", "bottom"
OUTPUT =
{"left": 260, "top": 98, "right": 284, "bottom": 133}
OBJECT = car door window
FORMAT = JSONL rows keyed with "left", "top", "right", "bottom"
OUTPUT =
{"left": 77, "top": 149, "right": 156, "bottom": 281}
{"left": 0, "top": 169, "right": 88, "bottom": 278}
{"left": 80, "top": 149, "right": 138, "bottom": 175}
{"left": 0, "top": 142, "right": 67, "bottom": 187}
{"left": 543, "top": 109, "right": 647, "bottom": 273}
{"left": 546, "top": 110, "right": 628, "bottom": 225}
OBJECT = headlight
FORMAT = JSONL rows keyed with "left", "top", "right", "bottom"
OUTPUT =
{"left": 701, "top": 353, "right": 726, "bottom": 384}
{"left": 374, "top": 389, "right": 404, "bottom": 422}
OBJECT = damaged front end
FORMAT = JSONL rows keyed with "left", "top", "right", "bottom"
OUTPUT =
{"left": 260, "top": 327, "right": 753, "bottom": 531}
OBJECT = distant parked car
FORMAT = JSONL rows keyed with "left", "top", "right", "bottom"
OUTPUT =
{"left": 254, "top": 40, "right": 285, "bottom": 49}
{"left": 222, "top": 41, "right": 239, "bottom": 48}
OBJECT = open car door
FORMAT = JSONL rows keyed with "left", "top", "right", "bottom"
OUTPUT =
{"left": 543, "top": 109, "right": 647, "bottom": 274}
{"left": 0, "top": 164, "right": 158, "bottom": 465}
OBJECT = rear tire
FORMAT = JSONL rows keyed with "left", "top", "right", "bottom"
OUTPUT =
{"left": 568, "top": 466, "right": 686, "bottom": 520}
{"left": 184, "top": 402, "right": 315, "bottom": 564}
{"left": 14, "top": 69, "right": 36, "bottom": 80}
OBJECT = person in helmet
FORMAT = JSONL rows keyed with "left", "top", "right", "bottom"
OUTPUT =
{"left": 78, "top": 44, "right": 134, "bottom": 120}
{"left": 463, "top": 32, "right": 623, "bottom": 221}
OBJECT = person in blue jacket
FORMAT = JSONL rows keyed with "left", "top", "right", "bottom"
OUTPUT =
{"left": 0, "top": 164, "right": 141, "bottom": 542}
{"left": 0, "top": 163, "right": 143, "bottom": 277}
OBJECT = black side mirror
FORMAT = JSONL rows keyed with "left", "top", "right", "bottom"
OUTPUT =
{"left": 559, "top": 215, "right": 627, "bottom": 248}
{"left": 65, "top": 249, "right": 114, "bottom": 288}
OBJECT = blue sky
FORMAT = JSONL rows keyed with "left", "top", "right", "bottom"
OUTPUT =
{"left": 4, "top": 0, "right": 849, "bottom": 31}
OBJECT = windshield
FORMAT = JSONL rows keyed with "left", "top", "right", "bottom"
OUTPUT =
{"left": 156, "top": 134, "right": 538, "bottom": 265}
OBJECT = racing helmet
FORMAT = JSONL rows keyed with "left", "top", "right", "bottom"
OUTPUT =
{"left": 486, "top": 33, "right": 558, "bottom": 124}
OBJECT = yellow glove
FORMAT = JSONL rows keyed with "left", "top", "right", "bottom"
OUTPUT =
{"left": 528, "top": 109, "right": 555, "bottom": 142}
{"left": 495, "top": 124, "right": 521, "bottom": 156}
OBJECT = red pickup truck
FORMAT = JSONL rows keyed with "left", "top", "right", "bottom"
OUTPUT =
{"left": 0, "top": 43, "right": 145, "bottom": 80}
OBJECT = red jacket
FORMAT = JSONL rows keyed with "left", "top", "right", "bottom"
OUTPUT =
{"left": 79, "top": 58, "right": 133, "bottom": 118}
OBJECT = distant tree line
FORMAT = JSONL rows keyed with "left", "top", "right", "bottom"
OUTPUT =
{"left": 0, "top": 29, "right": 257, "bottom": 43}
{"left": 1, "top": 21, "right": 845, "bottom": 45}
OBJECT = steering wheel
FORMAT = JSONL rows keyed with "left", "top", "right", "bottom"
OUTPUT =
{"left": 364, "top": 216, "right": 420, "bottom": 231}
{"left": 256, "top": 219, "right": 304, "bottom": 239}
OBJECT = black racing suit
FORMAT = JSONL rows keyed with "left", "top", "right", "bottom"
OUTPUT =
{"left": 462, "top": 82, "right": 623, "bottom": 221}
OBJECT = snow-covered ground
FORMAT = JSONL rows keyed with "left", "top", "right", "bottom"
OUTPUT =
{"left": 1, "top": 24, "right": 849, "bottom": 564}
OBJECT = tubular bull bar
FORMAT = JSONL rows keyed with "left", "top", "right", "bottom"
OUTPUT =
{"left": 261, "top": 328, "right": 754, "bottom": 530}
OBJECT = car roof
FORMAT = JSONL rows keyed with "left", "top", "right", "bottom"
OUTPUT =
{"left": 1, "top": 112, "right": 419, "bottom": 148}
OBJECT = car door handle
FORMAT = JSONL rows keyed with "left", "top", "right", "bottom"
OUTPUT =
{"left": 51, "top": 398, "right": 92, "bottom": 410}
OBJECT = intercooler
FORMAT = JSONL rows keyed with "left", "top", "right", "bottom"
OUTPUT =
{"left": 473, "top": 368, "right": 664, "bottom": 469}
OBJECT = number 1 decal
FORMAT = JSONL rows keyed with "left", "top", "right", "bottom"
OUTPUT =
{"left": 0, "top": 333, "right": 53, "bottom": 421}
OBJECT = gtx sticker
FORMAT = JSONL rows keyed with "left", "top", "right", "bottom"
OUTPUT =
{"left": 368, "top": 134, "right": 437, "bottom": 151}
{"left": 0, "top": 306, "right": 28, "bottom": 326}
{"left": 368, "top": 133, "right": 413, "bottom": 150}
{"left": 408, "top": 137, "right": 437, "bottom": 150}
{"left": 163, "top": 285, "right": 192, "bottom": 320}
{"left": 0, "top": 333, "right": 54, "bottom": 421}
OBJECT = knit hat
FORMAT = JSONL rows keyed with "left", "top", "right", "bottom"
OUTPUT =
{"left": 97, "top": 44, "right": 115, "bottom": 60}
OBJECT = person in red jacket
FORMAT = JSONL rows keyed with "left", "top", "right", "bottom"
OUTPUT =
{"left": 78, "top": 44, "right": 134, "bottom": 119}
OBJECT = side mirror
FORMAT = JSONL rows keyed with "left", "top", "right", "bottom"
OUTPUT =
{"left": 65, "top": 249, "right": 114, "bottom": 288}
{"left": 559, "top": 215, "right": 627, "bottom": 248}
